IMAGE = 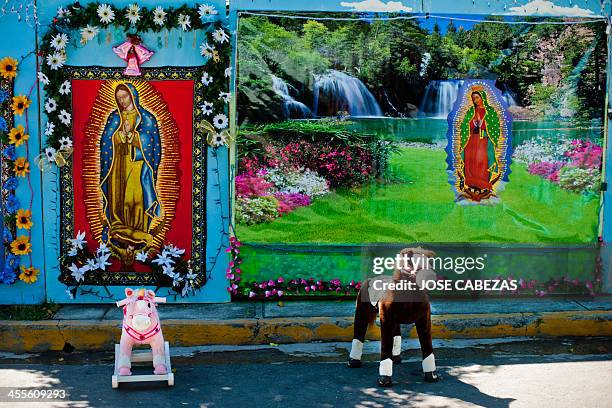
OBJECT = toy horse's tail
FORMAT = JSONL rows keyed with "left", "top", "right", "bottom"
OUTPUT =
{"left": 353, "top": 282, "right": 378, "bottom": 341}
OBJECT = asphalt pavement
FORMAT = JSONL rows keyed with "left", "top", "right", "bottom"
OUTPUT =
{"left": 0, "top": 337, "right": 610, "bottom": 408}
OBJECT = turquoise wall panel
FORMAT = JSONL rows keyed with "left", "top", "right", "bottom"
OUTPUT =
{"left": 0, "top": 12, "right": 45, "bottom": 304}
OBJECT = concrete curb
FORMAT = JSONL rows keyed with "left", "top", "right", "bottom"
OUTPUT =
{"left": 1, "top": 310, "right": 611, "bottom": 353}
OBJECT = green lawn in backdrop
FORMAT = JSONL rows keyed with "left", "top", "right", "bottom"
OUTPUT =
{"left": 236, "top": 148, "right": 600, "bottom": 284}
{"left": 237, "top": 148, "right": 599, "bottom": 244}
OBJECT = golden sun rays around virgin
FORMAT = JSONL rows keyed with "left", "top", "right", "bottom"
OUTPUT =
{"left": 81, "top": 79, "right": 181, "bottom": 255}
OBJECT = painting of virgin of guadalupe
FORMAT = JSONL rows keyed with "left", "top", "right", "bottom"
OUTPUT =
{"left": 77, "top": 79, "right": 184, "bottom": 269}
{"left": 100, "top": 83, "right": 162, "bottom": 261}
{"left": 446, "top": 80, "right": 512, "bottom": 204}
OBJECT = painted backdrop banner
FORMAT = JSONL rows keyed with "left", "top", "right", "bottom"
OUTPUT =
{"left": 233, "top": 13, "right": 606, "bottom": 295}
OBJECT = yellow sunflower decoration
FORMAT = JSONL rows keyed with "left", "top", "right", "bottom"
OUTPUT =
{"left": 0, "top": 56, "right": 18, "bottom": 79}
{"left": 16, "top": 209, "right": 33, "bottom": 230}
{"left": 11, "top": 95, "right": 31, "bottom": 116}
{"left": 13, "top": 157, "right": 30, "bottom": 177}
{"left": 19, "top": 266, "right": 39, "bottom": 284}
{"left": 11, "top": 235, "right": 32, "bottom": 255}
{"left": 8, "top": 124, "right": 28, "bottom": 147}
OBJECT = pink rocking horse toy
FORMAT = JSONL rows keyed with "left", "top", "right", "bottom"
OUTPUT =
{"left": 115, "top": 288, "right": 168, "bottom": 377}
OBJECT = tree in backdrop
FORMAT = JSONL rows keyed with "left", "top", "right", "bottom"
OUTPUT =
{"left": 237, "top": 15, "right": 606, "bottom": 124}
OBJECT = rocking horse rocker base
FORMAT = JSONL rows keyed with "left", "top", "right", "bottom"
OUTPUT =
{"left": 112, "top": 341, "right": 174, "bottom": 388}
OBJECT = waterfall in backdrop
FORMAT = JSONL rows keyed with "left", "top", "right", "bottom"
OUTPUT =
{"left": 420, "top": 79, "right": 518, "bottom": 118}
{"left": 420, "top": 80, "right": 464, "bottom": 118}
{"left": 271, "top": 75, "right": 313, "bottom": 119}
{"left": 312, "top": 70, "right": 383, "bottom": 117}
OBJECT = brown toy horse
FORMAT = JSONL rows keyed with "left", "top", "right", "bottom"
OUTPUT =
{"left": 348, "top": 247, "right": 440, "bottom": 387}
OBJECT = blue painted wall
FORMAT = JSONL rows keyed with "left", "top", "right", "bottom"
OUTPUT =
{"left": 0, "top": 11, "right": 45, "bottom": 304}
{"left": 0, "top": 0, "right": 610, "bottom": 303}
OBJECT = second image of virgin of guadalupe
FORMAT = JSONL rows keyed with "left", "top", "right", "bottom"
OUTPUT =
{"left": 99, "top": 83, "right": 163, "bottom": 266}
{"left": 457, "top": 88, "right": 502, "bottom": 202}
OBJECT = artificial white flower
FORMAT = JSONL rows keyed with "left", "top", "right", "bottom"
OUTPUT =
{"left": 67, "top": 246, "right": 78, "bottom": 257}
{"left": 219, "top": 91, "right": 230, "bottom": 103}
{"left": 56, "top": 7, "right": 71, "bottom": 18}
{"left": 224, "top": 67, "right": 232, "bottom": 78}
{"left": 68, "top": 263, "right": 85, "bottom": 282}
{"left": 198, "top": 3, "right": 218, "bottom": 18}
{"left": 135, "top": 251, "right": 148, "bottom": 262}
{"left": 152, "top": 6, "right": 167, "bottom": 26}
{"left": 80, "top": 25, "right": 100, "bottom": 43}
{"left": 212, "top": 29, "right": 229, "bottom": 44}
{"left": 97, "top": 243, "right": 110, "bottom": 255}
{"left": 172, "top": 273, "right": 184, "bottom": 286}
{"left": 46, "top": 52, "right": 66, "bottom": 70}
{"left": 201, "top": 72, "right": 213, "bottom": 86}
{"left": 71, "top": 230, "right": 86, "bottom": 249}
{"left": 58, "top": 109, "right": 72, "bottom": 126}
{"left": 59, "top": 80, "right": 71, "bottom": 95}
{"left": 44, "top": 98, "right": 57, "bottom": 113}
{"left": 126, "top": 3, "right": 141, "bottom": 25}
{"left": 59, "top": 136, "right": 72, "bottom": 150}
{"left": 85, "top": 258, "right": 98, "bottom": 271}
{"left": 181, "top": 283, "right": 193, "bottom": 297}
{"left": 199, "top": 42, "right": 215, "bottom": 58}
{"left": 97, "top": 253, "right": 111, "bottom": 271}
{"left": 210, "top": 132, "right": 228, "bottom": 147}
{"left": 45, "top": 147, "right": 56, "bottom": 163}
{"left": 213, "top": 113, "right": 228, "bottom": 129}
{"left": 178, "top": 13, "right": 191, "bottom": 31}
{"left": 162, "top": 264, "right": 175, "bottom": 276}
{"left": 152, "top": 251, "right": 174, "bottom": 268}
{"left": 201, "top": 101, "right": 213, "bottom": 115}
{"left": 97, "top": 4, "right": 115, "bottom": 24}
{"left": 165, "top": 245, "right": 185, "bottom": 258}
{"left": 50, "top": 33, "right": 69, "bottom": 50}
{"left": 37, "top": 72, "right": 49, "bottom": 85}
{"left": 44, "top": 121, "right": 55, "bottom": 136}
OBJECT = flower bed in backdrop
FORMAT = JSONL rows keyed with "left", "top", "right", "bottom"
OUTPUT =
{"left": 513, "top": 137, "right": 603, "bottom": 194}
{"left": 235, "top": 119, "right": 395, "bottom": 224}
{"left": 225, "top": 237, "right": 601, "bottom": 299}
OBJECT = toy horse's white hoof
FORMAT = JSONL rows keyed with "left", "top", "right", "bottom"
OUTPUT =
{"left": 154, "top": 364, "right": 167, "bottom": 375}
{"left": 119, "top": 367, "right": 131, "bottom": 376}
